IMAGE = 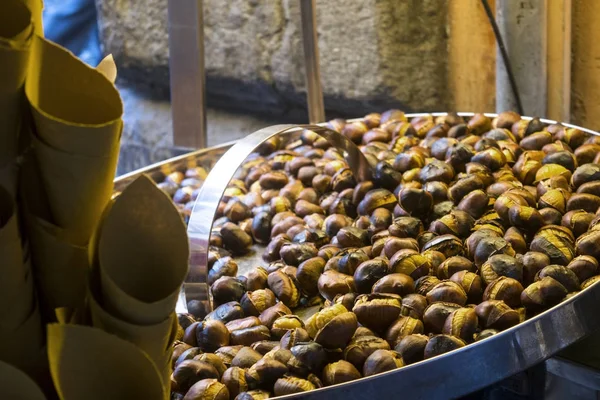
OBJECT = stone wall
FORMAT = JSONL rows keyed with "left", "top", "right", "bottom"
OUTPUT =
{"left": 96, "top": 0, "right": 450, "bottom": 118}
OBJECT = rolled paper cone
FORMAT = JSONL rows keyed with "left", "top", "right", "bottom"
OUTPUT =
{"left": 0, "top": 360, "right": 46, "bottom": 400}
{"left": 0, "top": 0, "right": 33, "bottom": 166}
{"left": 98, "top": 175, "right": 189, "bottom": 325}
{"left": 21, "top": 0, "right": 43, "bottom": 36}
{"left": 96, "top": 54, "right": 118, "bottom": 84}
{"left": 0, "top": 268, "right": 34, "bottom": 330}
{"left": 24, "top": 211, "right": 88, "bottom": 319}
{"left": 0, "top": 305, "right": 44, "bottom": 377}
{"left": 0, "top": 186, "right": 27, "bottom": 293}
{"left": 88, "top": 284, "right": 177, "bottom": 367}
{"left": 25, "top": 36, "right": 122, "bottom": 157}
{"left": 47, "top": 324, "right": 166, "bottom": 400}
{"left": 31, "top": 132, "right": 120, "bottom": 244}
{"left": 0, "top": 161, "right": 19, "bottom": 198}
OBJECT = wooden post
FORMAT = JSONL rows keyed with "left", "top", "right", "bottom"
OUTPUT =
{"left": 496, "top": 0, "right": 547, "bottom": 116}
{"left": 448, "top": 0, "right": 496, "bottom": 113}
{"left": 547, "top": 0, "right": 571, "bottom": 122}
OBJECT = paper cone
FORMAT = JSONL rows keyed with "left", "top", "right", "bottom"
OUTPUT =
{"left": 0, "top": 185, "right": 27, "bottom": 292}
{"left": 0, "top": 161, "right": 19, "bottom": 198}
{"left": 0, "top": 268, "right": 34, "bottom": 330}
{"left": 0, "top": 305, "right": 44, "bottom": 376}
{"left": 31, "top": 132, "right": 119, "bottom": 244}
{"left": 21, "top": 0, "right": 44, "bottom": 36}
{"left": 25, "top": 212, "right": 88, "bottom": 318}
{"left": 47, "top": 324, "right": 166, "bottom": 400}
{"left": 0, "top": 360, "right": 47, "bottom": 400}
{"left": 0, "top": 0, "right": 33, "bottom": 166}
{"left": 20, "top": 158, "right": 89, "bottom": 319}
{"left": 25, "top": 36, "right": 122, "bottom": 157}
{"left": 96, "top": 54, "right": 118, "bottom": 84}
{"left": 88, "top": 284, "right": 176, "bottom": 366}
{"left": 98, "top": 175, "right": 189, "bottom": 325}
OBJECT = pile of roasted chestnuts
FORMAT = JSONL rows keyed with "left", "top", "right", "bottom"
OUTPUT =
{"left": 165, "top": 111, "right": 600, "bottom": 400}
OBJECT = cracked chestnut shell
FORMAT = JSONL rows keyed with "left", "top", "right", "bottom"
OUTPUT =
{"left": 317, "top": 270, "right": 355, "bottom": 301}
{"left": 426, "top": 281, "right": 468, "bottom": 306}
{"left": 267, "top": 270, "right": 300, "bottom": 308}
{"left": 362, "top": 349, "right": 404, "bottom": 377}
{"left": 530, "top": 225, "right": 575, "bottom": 266}
{"left": 567, "top": 255, "right": 598, "bottom": 283}
{"left": 372, "top": 273, "right": 415, "bottom": 297}
{"left": 353, "top": 257, "right": 390, "bottom": 294}
{"left": 400, "top": 294, "right": 428, "bottom": 319}
{"left": 352, "top": 293, "right": 402, "bottom": 333}
{"left": 481, "top": 254, "right": 524, "bottom": 285}
{"left": 258, "top": 302, "right": 291, "bottom": 329}
{"left": 383, "top": 316, "right": 425, "bottom": 347}
{"left": 436, "top": 256, "right": 475, "bottom": 280}
{"left": 240, "top": 289, "right": 277, "bottom": 316}
{"left": 296, "top": 257, "right": 326, "bottom": 296}
{"left": 171, "top": 360, "right": 220, "bottom": 394}
{"left": 450, "top": 271, "right": 483, "bottom": 304}
{"left": 221, "top": 367, "right": 249, "bottom": 398}
{"left": 322, "top": 360, "right": 361, "bottom": 386}
{"left": 475, "top": 300, "right": 519, "bottom": 330}
{"left": 389, "top": 250, "right": 432, "bottom": 280}
{"left": 424, "top": 335, "right": 466, "bottom": 359}
{"left": 184, "top": 379, "right": 229, "bottom": 400}
{"left": 520, "top": 277, "right": 568, "bottom": 313}
{"left": 394, "top": 334, "right": 429, "bottom": 365}
{"left": 442, "top": 307, "right": 478, "bottom": 343}
{"left": 343, "top": 335, "right": 391, "bottom": 370}
{"left": 274, "top": 376, "right": 316, "bottom": 396}
{"left": 535, "top": 265, "right": 580, "bottom": 292}
{"left": 270, "top": 315, "right": 305, "bottom": 339}
{"left": 483, "top": 277, "right": 524, "bottom": 308}
{"left": 230, "top": 325, "right": 271, "bottom": 346}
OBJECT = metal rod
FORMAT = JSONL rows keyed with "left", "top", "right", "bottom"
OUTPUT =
{"left": 299, "top": 0, "right": 325, "bottom": 124}
{"left": 494, "top": 0, "right": 547, "bottom": 117}
{"left": 167, "top": 0, "right": 207, "bottom": 149}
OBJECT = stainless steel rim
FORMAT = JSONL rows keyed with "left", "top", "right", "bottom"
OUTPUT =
{"left": 114, "top": 112, "right": 600, "bottom": 399}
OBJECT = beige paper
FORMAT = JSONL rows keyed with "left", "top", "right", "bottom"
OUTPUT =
{"left": 26, "top": 36, "right": 122, "bottom": 157}
{"left": 96, "top": 54, "right": 118, "bottom": 83}
{"left": 0, "top": 305, "right": 44, "bottom": 376}
{"left": 0, "top": 185, "right": 27, "bottom": 293}
{"left": 0, "top": 0, "right": 33, "bottom": 166}
{"left": 20, "top": 158, "right": 89, "bottom": 319}
{"left": 98, "top": 175, "right": 189, "bottom": 325}
{"left": 0, "top": 161, "right": 19, "bottom": 198}
{"left": 88, "top": 284, "right": 176, "bottom": 365}
{"left": 21, "top": 0, "right": 44, "bottom": 36}
{"left": 47, "top": 324, "right": 166, "bottom": 400}
{"left": 0, "top": 360, "right": 47, "bottom": 400}
{"left": 0, "top": 268, "right": 34, "bottom": 330}
{"left": 31, "top": 132, "right": 119, "bottom": 244}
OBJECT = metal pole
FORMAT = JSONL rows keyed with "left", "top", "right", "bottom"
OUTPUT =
{"left": 299, "top": 0, "right": 325, "bottom": 124}
{"left": 167, "top": 0, "right": 207, "bottom": 149}
{"left": 495, "top": 0, "right": 547, "bottom": 117}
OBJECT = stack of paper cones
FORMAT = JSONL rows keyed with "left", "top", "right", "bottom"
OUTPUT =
{"left": 0, "top": 0, "right": 33, "bottom": 197}
{"left": 0, "top": 185, "right": 45, "bottom": 383}
{"left": 86, "top": 175, "right": 188, "bottom": 397}
{"left": 21, "top": 34, "right": 123, "bottom": 321}
{"left": 48, "top": 324, "right": 166, "bottom": 399}
{"left": 0, "top": 0, "right": 46, "bottom": 387}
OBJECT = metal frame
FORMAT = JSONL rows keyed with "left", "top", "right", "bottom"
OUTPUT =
{"left": 167, "top": 0, "right": 326, "bottom": 148}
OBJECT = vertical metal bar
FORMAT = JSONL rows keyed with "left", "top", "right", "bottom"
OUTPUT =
{"left": 495, "top": 0, "right": 547, "bottom": 117}
{"left": 547, "top": 0, "right": 571, "bottom": 122}
{"left": 168, "top": 0, "right": 207, "bottom": 149}
{"left": 299, "top": 0, "right": 325, "bottom": 124}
